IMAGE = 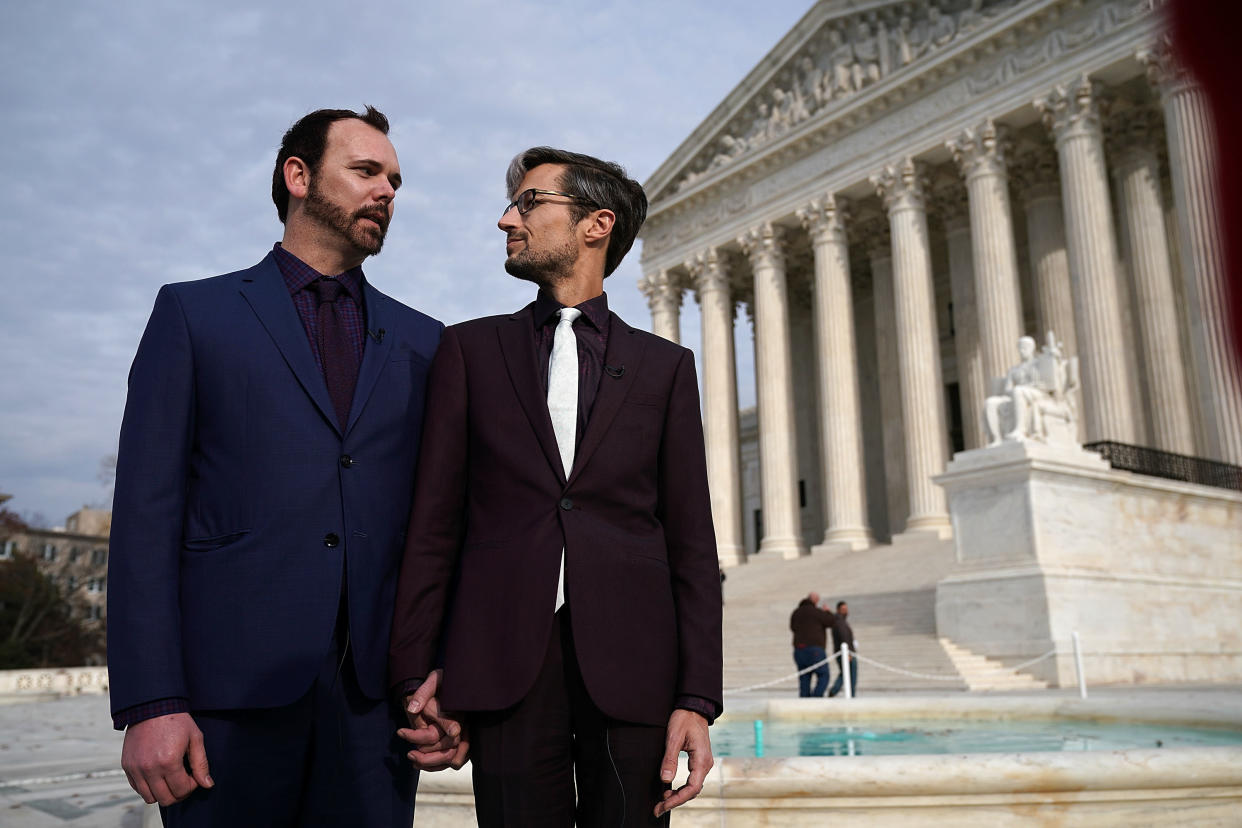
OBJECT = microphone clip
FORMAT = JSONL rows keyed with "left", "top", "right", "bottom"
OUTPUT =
{"left": 604, "top": 364, "right": 625, "bottom": 378}
{"left": 368, "top": 328, "right": 386, "bottom": 343}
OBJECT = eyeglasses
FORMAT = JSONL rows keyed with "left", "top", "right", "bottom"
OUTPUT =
{"left": 502, "top": 188, "right": 595, "bottom": 218}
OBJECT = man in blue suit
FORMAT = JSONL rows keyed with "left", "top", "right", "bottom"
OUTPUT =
{"left": 107, "top": 106, "right": 443, "bottom": 826}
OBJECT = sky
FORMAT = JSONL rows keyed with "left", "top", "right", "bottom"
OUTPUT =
{"left": 0, "top": 0, "right": 814, "bottom": 525}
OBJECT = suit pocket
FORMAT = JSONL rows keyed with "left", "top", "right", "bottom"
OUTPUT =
{"left": 389, "top": 351, "right": 431, "bottom": 370}
{"left": 183, "top": 529, "right": 251, "bottom": 553}
{"left": 625, "top": 391, "right": 664, "bottom": 408}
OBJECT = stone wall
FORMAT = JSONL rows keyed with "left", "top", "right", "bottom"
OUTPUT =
{"left": 935, "top": 441, "right": 1242, "bottom": 685}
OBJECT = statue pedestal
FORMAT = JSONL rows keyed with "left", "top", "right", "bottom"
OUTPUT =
{"left": 933, "top": 441, "right": 1242, "bottom": 686}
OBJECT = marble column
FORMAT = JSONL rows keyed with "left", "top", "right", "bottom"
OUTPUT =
{"left": 738, "top": 223, "right": 807, "bottom": 558}
{"left": 796, "top": 195, "right": 872, "bottom": 551}
{"left": 947, "top": 119, "right": 1026, "bottom": 386}
{"left": 871, "top": 159, "right": 951, "bottom": 539}
{"left": 638, "top": 269, "right": 682, "bottom": 344}
{"left": 1107, "top": 99, "right": 1196, "bottom": 456}
{"left": 1035, "top": 76, "right": 1138, "bottom": 445}
{"left": 1143, "top": 49, "right": 1242, "bottom": 464}
{"left": 931, "top": 176, "right": 986, "bottom": 450}
{"left": 864, "top": 219, "right": 904, "bottom": 541}
{"left": 686, "top": 248, "right": 745, "bottom": 567}
{"left": 1012, "top": 140, "right": 1078, "bottom": 362}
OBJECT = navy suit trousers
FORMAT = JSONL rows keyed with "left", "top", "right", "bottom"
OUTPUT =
{"left": 161, "top": 617, "right": 417, "bottom": 828}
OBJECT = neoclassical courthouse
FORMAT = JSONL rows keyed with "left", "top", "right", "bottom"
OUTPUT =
{"left": 636, "top": 0, "right": 1239, "bottom": 566}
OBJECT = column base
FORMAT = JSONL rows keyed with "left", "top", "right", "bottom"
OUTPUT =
{"left": 716, "top": 545, "right": 747, "bottom": 568}
{"left": 813, "top": 527, "right": 873, "bottom": 556}
{"left": 759, "top": 536, "right": 810, "bottom": 559}
{"left": 891, "top": 519, "right": 952, "bottom": 545}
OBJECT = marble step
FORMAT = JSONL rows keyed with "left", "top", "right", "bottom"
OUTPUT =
{"left": 938, "top": 638, "right": 1050, "bottom": 691}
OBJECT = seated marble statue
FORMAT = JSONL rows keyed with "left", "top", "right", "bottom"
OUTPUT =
{"left": 983, "top": 333, "right": 1079, "bottom": 447}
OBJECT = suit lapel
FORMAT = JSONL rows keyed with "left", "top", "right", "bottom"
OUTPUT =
{"left": 497, "top": 305, "right": 566, "bottom": 483}
{"left": 569, "top": 312, "right": 647, "bottom": 485}
{"left": 347, "top": 283, "right": 395, "bottom": 434}
{"left": 237, "top": 255, "right": 340, "bottom": 436}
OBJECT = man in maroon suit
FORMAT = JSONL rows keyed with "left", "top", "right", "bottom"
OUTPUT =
{"left": 389, "top": 147, "right": 722, "bottom": 825}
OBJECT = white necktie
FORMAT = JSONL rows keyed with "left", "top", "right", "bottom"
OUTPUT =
{"left": 547, "top": 307, "right": 581, "bottom": 612}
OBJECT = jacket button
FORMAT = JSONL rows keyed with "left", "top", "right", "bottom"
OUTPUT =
{"left": 559, "top": 498, "right": 573, "bottom": 511}
{"left": 340, "top": 454, "right": 354, "bottom": 468}
{"left": 324, "top": 533, "right": 340, "bottom": 548}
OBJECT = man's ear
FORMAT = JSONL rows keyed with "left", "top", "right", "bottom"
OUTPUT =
{"left": 284, "top": 157, "right": 311, "bottom": 202}
{"left": 582, "top": 208, "right": 615, "bottom": 244}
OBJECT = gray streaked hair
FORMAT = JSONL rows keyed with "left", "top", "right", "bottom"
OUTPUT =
{"left": 506, "top": 147, "right": 648, "bottom": 277}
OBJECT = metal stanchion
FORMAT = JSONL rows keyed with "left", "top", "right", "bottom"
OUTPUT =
{"left": 841, "top": 643, "right": 853, "bottom": 699}
{"left": 1072, "top": 631, "right": 1087, "bottom": 699}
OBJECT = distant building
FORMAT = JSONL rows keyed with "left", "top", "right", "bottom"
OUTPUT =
{"left": 1, "top": 505, "right": 110, "bottom": 652}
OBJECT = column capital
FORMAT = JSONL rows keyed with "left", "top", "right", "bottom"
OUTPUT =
{"left": 1011, "top": 138, "right": 1061, "bottom": 203}
{"left": 737, "top": 222, "right": 787, "bottom": 269}
{"left": 1104, "top": 96, "right": 1163, "bottom": 166}
{"left": 871, "top": 157, "right": 928, "bottom": 214}
{"left": 685, "top": 247, "right": 731, "bottom": 299}
{"left": 1137, "top": 40, "right": 1199, "bottom": 100}
{"left": 855, "top": 214, "right": 892, "bottom": 258}
{"left": 928, "top": 170, "right": 969, "bottom": 231}
{"left": 947, "top": 118, "right": 1012, "bottom": 181}
{"left": 1035, "top": 75, "right": 1106, "bottom": 144}
{"left": 637, "top": 269, "right": 683, "bottom": 312}
{"left": 796, "top": 194, "right": 850, "bottom": 247}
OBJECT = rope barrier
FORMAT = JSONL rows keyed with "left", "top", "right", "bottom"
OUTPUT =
{"left": 726, "top": 655, "right": 834, "bottom": 693}
{"left": 724, "top": 647, "right": 1059, "bottom": 692}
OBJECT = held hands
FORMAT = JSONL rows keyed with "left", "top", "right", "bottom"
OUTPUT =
{"left": 396, "top": 668, "right": 469, "bottom": 771}
{"left": 120, "top": 712, "right": 213, "bottom": 806}
{"left": 654, "top": 709, "right": 714, "bottom": 818}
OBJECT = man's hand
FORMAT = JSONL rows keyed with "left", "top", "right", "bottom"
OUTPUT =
{"left": 120, "top": 712, "right": 213, "bottom": 806}
{"left": 396, "top": 669, "right": 469, "bottom": 771}
{"left": 654, "top": 709, "right": 713, "bottom": 817}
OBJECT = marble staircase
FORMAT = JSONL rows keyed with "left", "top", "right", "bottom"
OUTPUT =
{"left": 721, "top": 535, "right": 975, "bottom": 695}
{"left": 939, "top": 637, "right": 1051, "bottom": 691}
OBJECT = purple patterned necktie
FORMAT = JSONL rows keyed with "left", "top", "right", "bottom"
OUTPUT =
{"left": 309, "top": 278, "right": 359, "bottom": 429}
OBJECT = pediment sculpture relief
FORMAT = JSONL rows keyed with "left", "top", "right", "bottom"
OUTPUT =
{"left": 672, "top": 0, "right": 1020, "bottom": 195}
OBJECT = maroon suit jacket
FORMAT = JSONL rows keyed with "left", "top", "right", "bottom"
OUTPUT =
{"left": 389, "top": 302, "right": 722, "bottom": 726}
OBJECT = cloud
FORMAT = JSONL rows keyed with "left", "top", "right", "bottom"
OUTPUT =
{"left": 0, "top": 0, "right": 811, "bottom": 519}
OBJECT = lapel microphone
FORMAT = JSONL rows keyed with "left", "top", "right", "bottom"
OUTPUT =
{"left": 604, "top": 364, "right": 625, "bottom": 378}
{"left": 367, "top": 328, "right": 386, "bottom": 343}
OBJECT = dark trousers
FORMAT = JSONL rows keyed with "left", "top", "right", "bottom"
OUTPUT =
{"left": 469, "top": 609, "right": 670, "bottom": 828}
{"left": 162, "top": 616, "right": 417, "bottom": 828}
{"left": 829, "top": 655, "right": 858, "bottom": 697}
{"left": 793, "top": 646, "right": 829, "bottom": 697}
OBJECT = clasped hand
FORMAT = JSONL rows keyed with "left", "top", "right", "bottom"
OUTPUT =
{"left": 396, "top": 668, "right": 469, "bottom": 771}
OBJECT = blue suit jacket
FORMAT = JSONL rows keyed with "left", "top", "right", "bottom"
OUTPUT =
{"left": 107, "top": 253, "right": 442, "bottom": 715}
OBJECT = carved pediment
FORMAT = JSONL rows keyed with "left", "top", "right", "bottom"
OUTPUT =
{"left": 650, "top": 0, "right": 1023, "bottom": 202}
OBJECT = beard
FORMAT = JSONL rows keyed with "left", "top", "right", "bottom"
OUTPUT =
{"left": 504, "top": 234, "right": 579, "bottom": 289}
{"left": 304, "top": 178, "right": 389, "bottom": 257}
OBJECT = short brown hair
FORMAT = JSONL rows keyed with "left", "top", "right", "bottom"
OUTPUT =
{"left": 272, "top": 106, "right": 390, "bottom": 223}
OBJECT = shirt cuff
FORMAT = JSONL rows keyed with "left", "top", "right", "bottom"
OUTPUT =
{"left": 675, "top": 694, "right": 720, "bottom": 725}
{"left": 392, "top": 677, "right": 424, "bottom": 706}
{"left": 111, "top": 697, "right": 190, "bottom": 731}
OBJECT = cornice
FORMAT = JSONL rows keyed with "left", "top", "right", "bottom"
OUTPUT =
{"left": 642, "top": 0, "right": 1154, "bottom": 228}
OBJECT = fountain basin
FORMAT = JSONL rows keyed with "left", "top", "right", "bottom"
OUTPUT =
{"left": 413, "top": 693, "right": 1242, "bottom": 826}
